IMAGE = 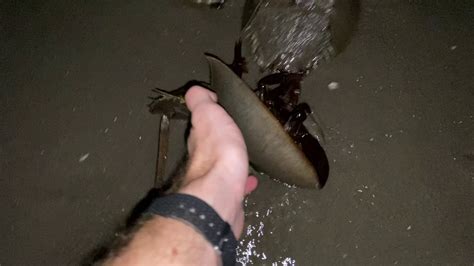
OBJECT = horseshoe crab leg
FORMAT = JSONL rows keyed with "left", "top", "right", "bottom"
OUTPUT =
{"left": 303, "top": 109, "right": 326, "bottom": 144}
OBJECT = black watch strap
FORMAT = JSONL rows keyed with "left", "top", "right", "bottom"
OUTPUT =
{"left": 146, "top": 193, "right": 237, "bottom": 266}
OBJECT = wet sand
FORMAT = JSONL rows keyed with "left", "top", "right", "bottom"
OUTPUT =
{"left": 0, "top": 0, "right": 472, "bottom": 265}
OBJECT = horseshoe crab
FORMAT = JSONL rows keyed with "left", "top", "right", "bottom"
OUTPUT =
{"left": 206, "top": 55, "right": 328, "bottom": 188}
{"left": 150, "top": 55, "right": 328, "bottom": 189}
{"left": 243, "top": 0, "right": 359, "bottom": 73}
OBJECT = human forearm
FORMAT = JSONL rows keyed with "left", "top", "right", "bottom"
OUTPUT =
{"left": 102, "top": 86, "right": 257, "bottom": 265}
{"left": 105, "top": 216, "right": 219, "bottom": 266}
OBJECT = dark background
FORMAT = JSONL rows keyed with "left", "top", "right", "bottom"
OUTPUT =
{"left": 1, "top": 0, "right": 472, "bottom": 265}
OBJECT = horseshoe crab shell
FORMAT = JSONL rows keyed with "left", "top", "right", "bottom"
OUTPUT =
{"left": 206, "top": 55, "right": 323, "bottom": 188}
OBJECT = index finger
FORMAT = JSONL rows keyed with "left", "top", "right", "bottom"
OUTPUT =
{"left": 185, "top": 86, "right": 218, "bottom": 112}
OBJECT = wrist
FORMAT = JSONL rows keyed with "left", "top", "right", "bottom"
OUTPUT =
{"left": 146, "top": 193, "right": 239, "bottom": 265}
{"left": 178, "top": 173, "right": 245, "bottom": 236}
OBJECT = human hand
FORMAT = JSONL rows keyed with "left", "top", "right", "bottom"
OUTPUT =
{"left": 178, "top": 86, "right": 258, "bottom": 238}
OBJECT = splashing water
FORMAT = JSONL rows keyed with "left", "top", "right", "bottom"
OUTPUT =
{"left": 243, "top": 0, "right": 334, "bottom": 73}
{"left": 236, "top": 189, "right": 301, "bottom": 265}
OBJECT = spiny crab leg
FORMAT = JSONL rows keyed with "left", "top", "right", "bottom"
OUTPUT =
{"left": 303, "top": 108, "right": 326, "bottom": 143}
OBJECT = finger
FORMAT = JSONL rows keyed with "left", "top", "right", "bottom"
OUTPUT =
{"left": 185, "top": 85, "right": 243, "bottom": 149}
{"left": 185, "top": 85, "right": 218, "bottom": 111}
{"left": 244, "top": 175, "right": 258, "bottom": 195}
